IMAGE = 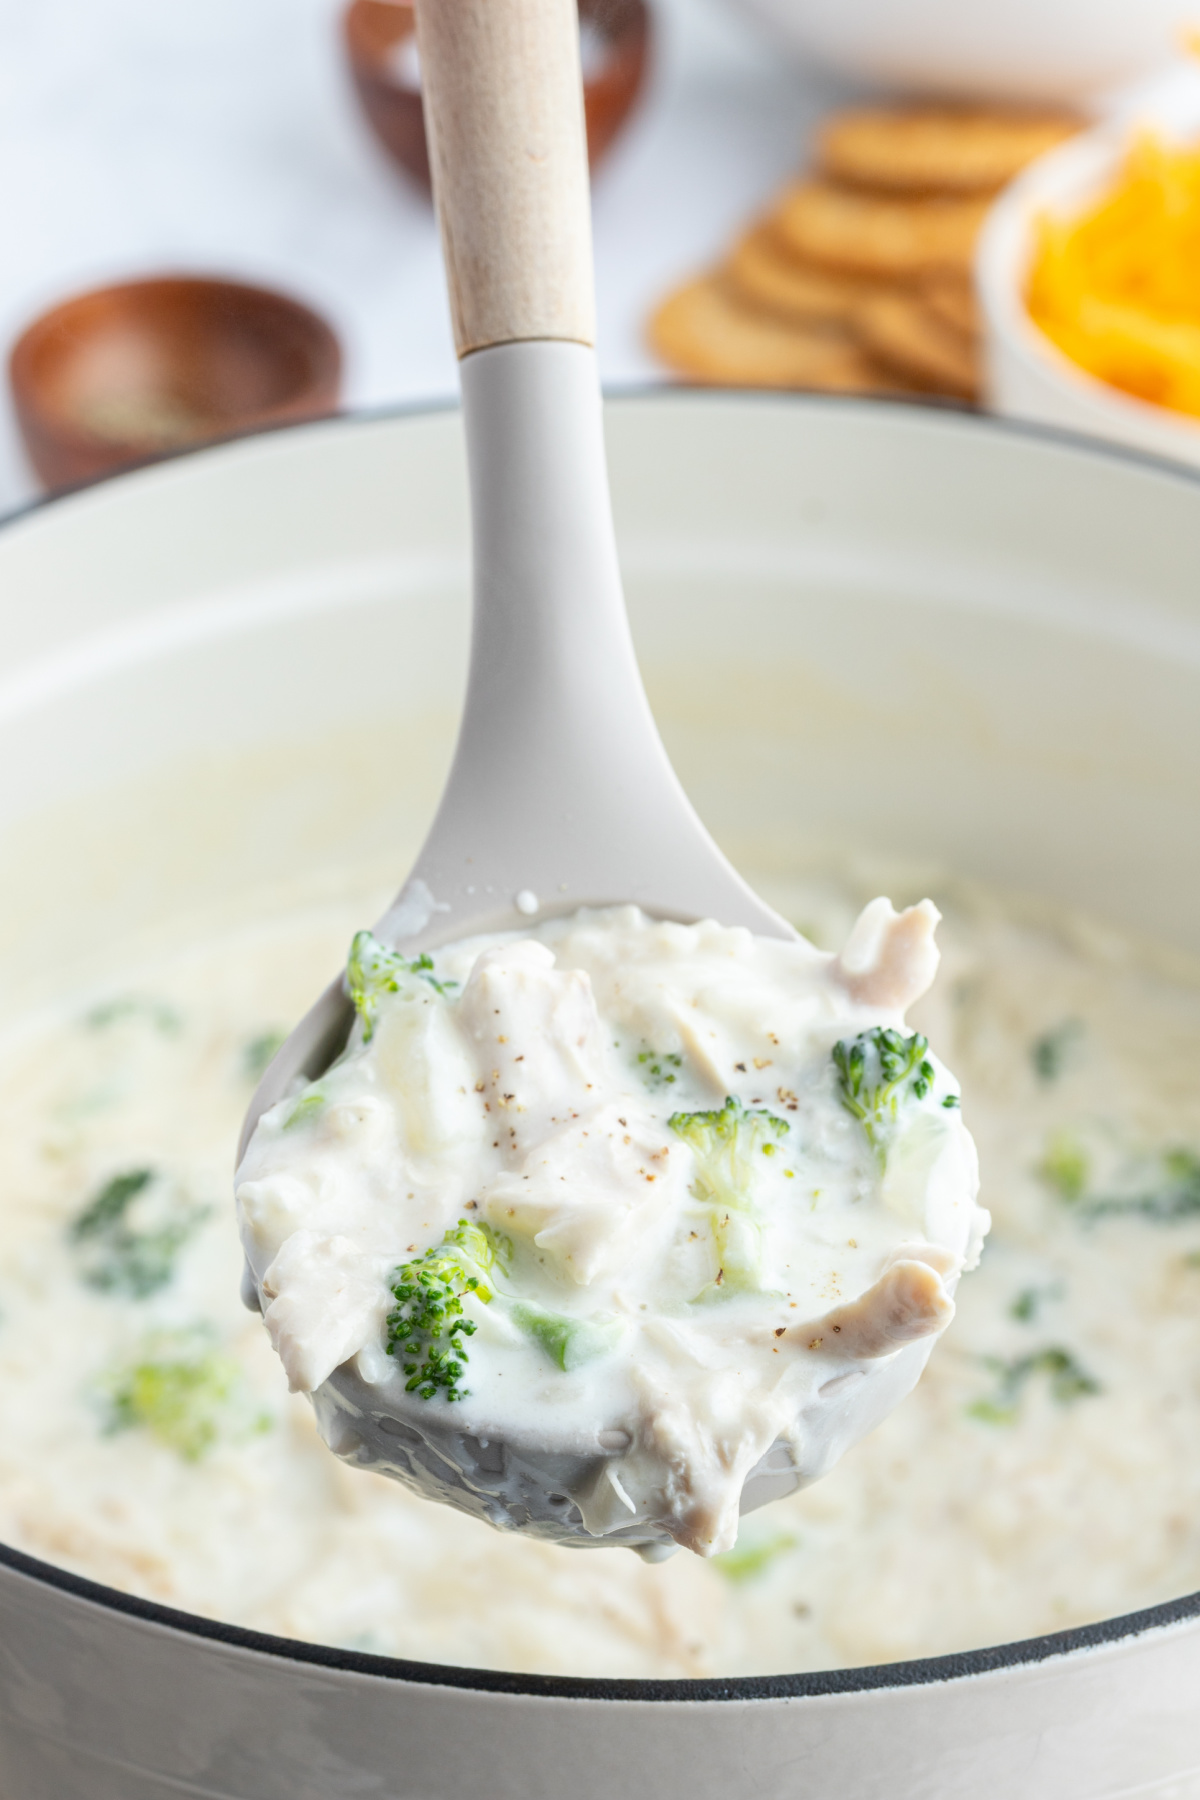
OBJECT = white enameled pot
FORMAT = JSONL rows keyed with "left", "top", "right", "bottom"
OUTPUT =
{"left": 1, "top": 394, "right": 1200, "bottom": 1799}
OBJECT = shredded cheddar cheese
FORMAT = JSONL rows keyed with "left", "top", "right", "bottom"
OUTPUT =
{"left": 1028, "top": 132, "right": 1200, "bottom": 418}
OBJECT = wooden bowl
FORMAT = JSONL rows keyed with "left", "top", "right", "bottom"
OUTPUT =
{"left": 343, "top": 0, "right": 650, "bottom": 192}
{"left": 9, "top": 276, "right": 342, "bottom": 490}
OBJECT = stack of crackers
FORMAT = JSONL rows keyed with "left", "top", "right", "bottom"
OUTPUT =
{"left": 650, "top": 105, "right": 1080, "bottom": 403}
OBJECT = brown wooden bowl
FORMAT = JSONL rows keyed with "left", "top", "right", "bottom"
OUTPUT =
{"left": 343, "top": 0, "right": 650, "bottom": 192}
{"left": 9, "top": 275, "right": 342, "bottom": 490}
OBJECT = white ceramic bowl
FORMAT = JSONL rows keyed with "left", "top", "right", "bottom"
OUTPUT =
{"left": 979, "top": 91, "right": 1200, "bottom": 466}
{"left": 727, "top": 0, "right": 1191, "bottom": 103}
{"left": 4, "top": 394, "right": 1200, "bottom": 1797}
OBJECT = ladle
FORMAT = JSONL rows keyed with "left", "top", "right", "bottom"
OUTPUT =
{"left": 240, "top": 0, "right": 790, "bottom": 1146}
{"left": 238, "top": 0, "right": 855, "bottom": 1555}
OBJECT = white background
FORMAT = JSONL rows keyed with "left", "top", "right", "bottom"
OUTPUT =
{"left": 0, "top": 0, "right": 846, "bottom": 514}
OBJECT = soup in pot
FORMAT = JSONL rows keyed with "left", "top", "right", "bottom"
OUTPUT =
{"left": 0, "top": 860, "right": 1196, "bottom": 1679}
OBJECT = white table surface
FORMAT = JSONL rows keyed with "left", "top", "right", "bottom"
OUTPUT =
{"left": 0, "top": 0, "right": 844, "bottom": 516}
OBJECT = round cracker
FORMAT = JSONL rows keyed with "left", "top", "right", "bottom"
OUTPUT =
{"left": 817, "top": 106, "right": 1080, "bottom": 195}
{"left": 855, "top": 291, "right": 980, "bottom": 402}
{"left": 649, "top": 274, "right": 900, "bottom": 393}
{"left": 725, "top": 225, "right": 876, "bottom": 326}
{"left": 918, "top": 271, "right": 979, "bottom": 343}
{"left": 774, "top": 181, "right": 989, "bottom": 280}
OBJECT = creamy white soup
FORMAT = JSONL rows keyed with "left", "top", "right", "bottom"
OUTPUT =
{"left": 237, "top": 901, "right": 984, "bottom": 1557}
{"left": 0, "top": 865, "right": 1197, "bottom": 1679}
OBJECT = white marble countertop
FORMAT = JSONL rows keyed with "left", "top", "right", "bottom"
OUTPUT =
{"left": 0, "top": 0, "right": 844, "bottom": 515}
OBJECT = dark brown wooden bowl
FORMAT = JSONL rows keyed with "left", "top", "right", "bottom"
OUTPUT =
{"left": 9, "top": 276, "right": 342, "bottom": 490}
{"left": 343, "top": 0, "right": 650, "bottom": 192}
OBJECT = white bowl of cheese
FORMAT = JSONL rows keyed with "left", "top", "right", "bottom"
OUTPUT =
{"left": 978, "top": 83, "right": 1200, "bottom": 464}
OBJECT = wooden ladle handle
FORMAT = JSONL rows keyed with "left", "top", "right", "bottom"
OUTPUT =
{"left": 414, "top": 0, "right": 596, "bottom": 357}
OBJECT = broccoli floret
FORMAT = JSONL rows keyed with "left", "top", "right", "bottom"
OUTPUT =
{"left": 73, "top": 1168, "right": 154, "bottom": 1238}
{"left": 1040, "top": 1139, "right": 1200, "bottom": 1223}
{"left": 1038, "top": 1132, "right": 1090, "bottom": 1202}
{"left": 70, "top": 1169, "right": 209, "bottom": 1299}
{"left": 669, "top": 1096, "right": 789, "bottom": 1210}
{"left": 101, "top": 1331, "right": 268, "bottom": 1461}
{"left": 1009, "top": 1283, "right": 1062, "bottom": 1323}
{"left": 1031, "top": 1019, "right": 1083, "bottom": 1084}
{"left": 669, "top": 1097, "right": 789, "bottom": 1295}
{"left": 243, "top": 1029, "right": 286, "bottom": 1082}
{"left": 967, "top": 1346, "right": 1100, "bottom": 1425}
{"left": 283, "top": 1089, "right": 324, "bottom": 1131}
{"left": 84, "top": 995, "right": 182, "bottom": 1035}
{"left": 511, "top": 1302, "right": 624, "bottom": 1372}
{"left": 1082, "top": 1148, "right": 1200, "bottom": 1223}
{"left": 445, "top": 1217, "right": 511, "bottom": 1281}
{"left": 711, "top": 1527, "right": 797, "bottom": 1584}
{"left": 386, "top": 1219, "right": 510, "bottom": 1402}
{"left": 347, "top": 930, "right": 456, "bottom": 1043}
{"left": 832, "top": 1027, "right": 936, "bottom": 1165}
{"left": 636, "top": 1047, "right": 683, "bottom": 1092}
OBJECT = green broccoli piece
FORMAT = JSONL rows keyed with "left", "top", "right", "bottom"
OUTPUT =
{"left": 73, "top": 1168, "right": 154, "bottom": 1238}
{"left": 242, "top": 1029, "right": 286, "bottom": 1082}
{"left": 1009, "top": 1283, "right": 1062, "bottom": 1323}
{"left": 669, "top": 1096, "right": 790, "bottom": 1211}
{"left": 511, "top": 1302, "right": 624, "bottom": 1372}
{"left": 446, "top": 1217, "right": 511, "bottom": 1281}
{"left": 346, "top": 929, "right": 457, "bottom": 1042}
{"left": 1038, "top": 1132, "right": 1090, "bottom": 1202}
{"left": 636, "top": 1048, "right": 683, "bottom": 1092}
{"left": 669, "top": 1097, "right": 789, "bottom": 1295}
{"left": 832, "top": 1027, "right": 936, "bottom": 1165}
{"left": 283, "top": 1089, "right": 324, "bottom": 1131}
{"left": 1082, "top": 1148, "right": 1200, "bottom": 1223}
{"left": 1031, "top": 1019, "right": 1083, "bottom": 1084}
{"left": 386, "top": 1219, "right": 509, "bottom": 1402}
{"left": 967, "top": 1346, "right": 1100, "bottom": 1425}
{"left": 712, "top": 1528, "right": 797, "bottom": 1584}
{"left": 1039, "top": 1138, "right": 1200, "bottom": 1224}
{"left": 70, "top": 1169, "right": 209, "bottom": 1299}
{"left": 101, "top": 1332, "right": 269, "bottom": 1461}
{"left": 84, "top": 995, "right": 183, "bottom": 1035}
